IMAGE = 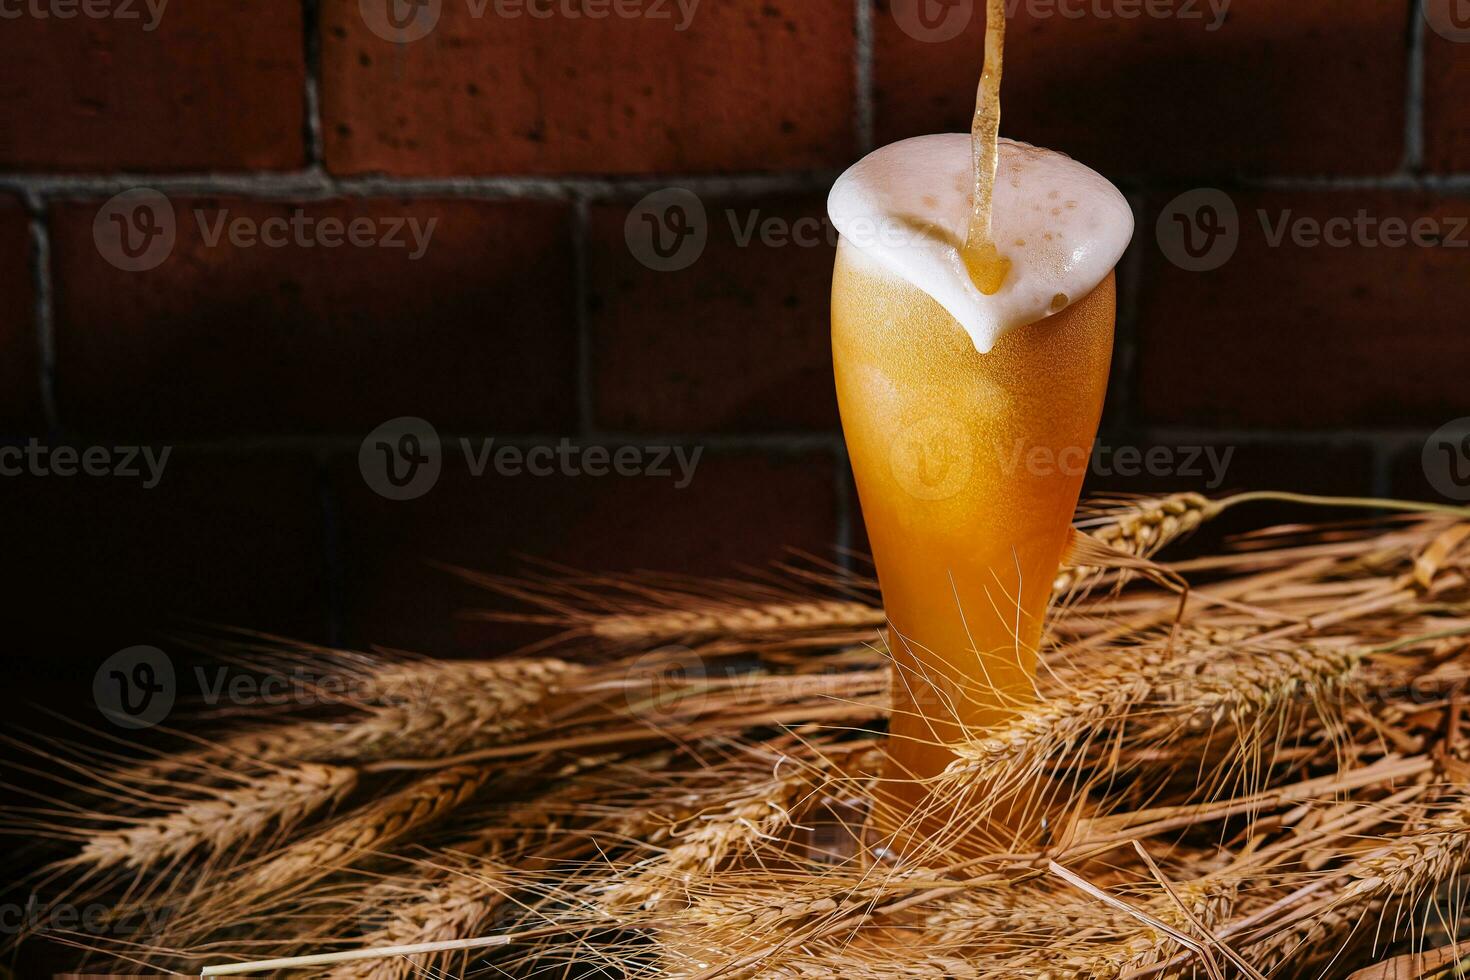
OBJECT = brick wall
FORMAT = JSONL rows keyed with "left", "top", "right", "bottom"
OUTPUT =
{"left": 1, "top": 0, "right": 1467, "bottom": 666}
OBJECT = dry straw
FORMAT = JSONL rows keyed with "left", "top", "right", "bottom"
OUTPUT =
{"left": 6, "top": 491, "right": 1470, "bottom": 978}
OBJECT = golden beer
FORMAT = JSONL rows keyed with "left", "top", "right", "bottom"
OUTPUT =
{"left": 831, "top": 242, "right": 1115, "bottom": 837}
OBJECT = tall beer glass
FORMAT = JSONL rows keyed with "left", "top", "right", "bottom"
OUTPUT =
{"left": 831, "top": 241, "right": 1115, "bottom": 833}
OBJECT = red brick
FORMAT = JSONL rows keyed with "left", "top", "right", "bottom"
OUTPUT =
{"left": 0, "top": 448, "right": 327, "bottom": 641}
{"left": 0, "top": 0, "right": 304, "bottom": 171}
{"left": 1424, "top": 29, "right": 1470, "bottom": 173}
{"left": 874, "top": 0, "right": 1407, "bottom": 179}
{"left": 590, "top": 194, "right": 838, "bottom": 432}
{"left": 51, "top": 197, "right": 577, "bottom": 436}
{"left": 331, "top": 449, "right": 839, "bottom": 655}
{"left": 0, "top": 196, "right": 43, "bottom": 431}
{"left": 1135, "top": 189, "right": 1470, "bottom": 428}
{"left": 320, "top": 0, "right": 856, "bottom": 176}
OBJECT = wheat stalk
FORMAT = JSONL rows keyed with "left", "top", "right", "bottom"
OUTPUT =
{"left": 314, "top": 659, "right": 579, "bottom": 760}
{"left": 1147, "top": 642, "right": 1366, "bottom": 735}
{"left": 74, "top": 763, "right": 357, "bottom": 873}
{"left": 203, "top": 765, "right": 489, "bottom": 920}
{"left": 591, "top": 599, "right": 887, "bottom": 645}
{"left": 681, "top": 869, "right": 937, "bottom": 933}
{"left": 325, "top": 866, "right": 506, "bottom": 980}
{"left": 601, "top": 746, "right": 880, "bottom": 911}
{"left": 941, "top": 639, "right": 1366, "bottom": 799}
{"left": 1054, "top": 493, "right": 1218, "bottom": 595}
{"left": 21, "top": 505, "right": 1470, "bottom": 980}
{"left": 1245, "top": 799, "right": 1470, "bottom": 971}
{"left": 1090, "top": 879, "right": 1242, "bottom": 978}
{"left": 185, "top": 658, "right": 582, "bottom": 772}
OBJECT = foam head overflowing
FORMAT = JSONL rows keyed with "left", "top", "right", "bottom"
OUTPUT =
{"left": 828, "top": 134, "right": 1133, "bottom": 353}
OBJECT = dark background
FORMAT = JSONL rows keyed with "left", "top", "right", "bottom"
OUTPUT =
{"left": 0, "top": 0, "right": 1467, "bottom": 732}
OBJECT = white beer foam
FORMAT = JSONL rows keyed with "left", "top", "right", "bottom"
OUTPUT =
{"left": 828, "top": 134, "right": 1134, "bottom": 353}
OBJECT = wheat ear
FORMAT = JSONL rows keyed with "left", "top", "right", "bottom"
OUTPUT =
{"left": 1246, "top": 799, "right": 1470, "bottom": 971}
{"left": 211, "top": 766, "right": 490, "bottom": 914}
{"left": 591, "top": 599, "right": 886, "bottom": 645}
{"left": 325, "top": 868, "right": 507, "bottom": 980}
{"left": 602, "top": 746, "right": 880, "bottom": 910}
{"left": 943, "top": 640, "right": 1365, "bottom": 795}
{"left": 191, "top": 658, "right": 580, "bottom": 771}
{"left": 74, "top": 763, "right": 357, "bottom": 873}
{"left": 1055, "top": 493, "right": 1217, "bottom": 594}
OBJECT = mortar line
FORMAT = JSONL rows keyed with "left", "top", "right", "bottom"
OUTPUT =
{"left": 1251, "top": 173, "right": 1470, "bottom": 192}
{"left": 572, "top": 195, "right": 595, "bottom": 435}
{"left": 6, "top": 170, "right": 1470, "bottom": 201}
{"left": 1136, "top": 426, "right": 1431, "bottom": 443}
{"left": 0, "top": 172, "right": 844, "bottom": 200}
{"left": 854, "top": 0, "right": 876, "bottom": 154}
{"left": 1405, "top": 0, "right": 1428, "bottom": 174}
{"left": 111, "top": 432, "right": 847, "bottom": 454}
{"left": 314, "top": 452, "right": 346, "bottom": 645}
{"left": 1107, "top": 194, "right": 1147, "bottom": 436}
{"left": 27, "top": 211, "right": 59, "bottom": 432}
{"left": 833, "top": 442, "right": 854, "bottom": 571}
{"left": 302, "top": 0, "right": 326, "bottom": 167}
{"left": 1369, "top": 440, "right": 1396, "bottom": 499}
{"left": 31, "top": 429, "right": 1440, "bottom": 454}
